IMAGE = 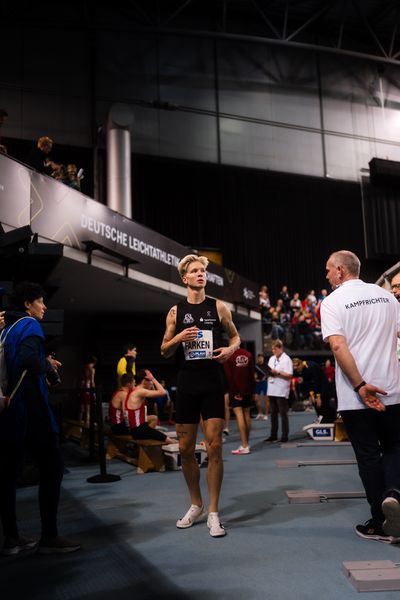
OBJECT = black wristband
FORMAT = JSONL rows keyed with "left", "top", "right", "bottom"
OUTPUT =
{"left": 353, "top": 381, "right": 366, "bottom": 393}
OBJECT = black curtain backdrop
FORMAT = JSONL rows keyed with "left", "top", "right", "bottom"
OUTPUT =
{"left": 361, "top": 177, "right": 400, "bottom": 260}
{"left": 133, "top": 155, "right": 381, "bottom": 301}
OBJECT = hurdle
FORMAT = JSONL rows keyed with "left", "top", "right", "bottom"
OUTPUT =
{"left": 286, "top": 489, "right": 366, "bottom": 504}
{"left": 281, "top": 441, "right": 351, "bottom": 448}
{"left": 343, "top": 561, "right": 400, "bottom": 592}
{"left": 277, "top": 458, "right": 356, "bottom": 468}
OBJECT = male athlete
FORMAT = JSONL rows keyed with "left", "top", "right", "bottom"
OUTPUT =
{"left": 161, "top": 254, "right": 240, "bottom": 537}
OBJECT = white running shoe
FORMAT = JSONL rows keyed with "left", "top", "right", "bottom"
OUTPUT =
{"left": 176, "top": 504, "right": 205, "bottom": 528}
{"left": 255, "top": 414, "right": 264, "bottom": 420}
{"left": 207, "top": 512, "right": 226, "bottom": 537}
{"left": 262, "top": 415, "right": 269, "bottom": 421}
{"left": 382, "top": 496, "right": 400, "bottom": 537}
{"left": 231, "top": 446, "right": 251, "bottom": 455}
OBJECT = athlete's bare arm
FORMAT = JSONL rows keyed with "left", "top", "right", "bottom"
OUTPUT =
{"left": 161, "top": 305, "right": 199, "bottom": 359}
{"left": 111, "top": 390, "right": 124, "bottom": 409}
{"left": 213, "top": 300, "right": 241, "bottom": 363}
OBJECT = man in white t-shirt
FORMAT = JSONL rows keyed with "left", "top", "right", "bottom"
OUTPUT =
{"left": 264, "top": 340, "right": 293, "bottom": 443}
{"left": 390, "top": 272, "right": 400, "bottom": 361}
{"left": 321, "top": 250, "right": 400, "bottom": 544}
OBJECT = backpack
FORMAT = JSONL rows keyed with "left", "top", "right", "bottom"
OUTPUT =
{"left": 0, "top": 317, "right": 32, "bottom": 414}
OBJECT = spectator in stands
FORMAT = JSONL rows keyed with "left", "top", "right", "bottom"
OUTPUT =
{"left": 52, "top": 164, "right": 67, "bottom": 183}
{"left": 306, "top": 289, "right": 317, "bottom": 310}
{"left": 224, "top": 345, "right": 255, "bottom": 454}
{"left": 25, "top": 136, "right": 60, "bottom": 176}
{"left": 278, "top": 285, "right": 291, "bottom": 312}
{"left": 271, "top": 309, "right": 285, "bottom": 341}
{"left": 264, "top": 340, "right": 293, "bottom": 443}
{"left": 290, "top": 292, "right": 302, "bottom": 314}
{"left": 116, "top": 343, "right": 137, "bottom": 387}
{"left": 65, "top": 164, "right": 83, "bottom": 191}
{"left": 126, "top": 369, "right": 175, "bottom": 444}
{"left": 318, "top": 288, "right": 328, "bottom": 302}
{"left": 259, "top": 285, "right": 271, "bottom": 325}
{"left": 0, "top": 281, "right": 80, "bottom": 555}
{"left": 295, "top": 313, "right": 314, "bottom": 349}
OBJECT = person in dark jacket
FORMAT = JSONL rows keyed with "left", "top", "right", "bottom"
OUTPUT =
{"left": 292, "top": 358, "right": 337, "bottom": 423}
{"left": 0, "top": 281, "right": 80, "bottom": 555}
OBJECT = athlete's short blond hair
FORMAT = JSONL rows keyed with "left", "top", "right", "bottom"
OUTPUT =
{"left": 178, "top": 254, "right": 209, "bottom": 278}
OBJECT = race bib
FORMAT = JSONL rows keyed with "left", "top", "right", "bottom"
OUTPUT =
{"left": 182, "top": 330, "right": 214, "bottom": 360}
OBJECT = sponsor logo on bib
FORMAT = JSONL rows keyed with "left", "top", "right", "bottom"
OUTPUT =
{"left": 182, "top": 329, "right": 214, "bottom": 360}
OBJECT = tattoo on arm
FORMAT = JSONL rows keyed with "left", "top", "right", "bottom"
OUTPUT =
{"left": 224, "top": 319, "right": 238, "bottom": 338}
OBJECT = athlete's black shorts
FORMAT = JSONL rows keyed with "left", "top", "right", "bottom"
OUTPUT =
{"left": 175, "top": 366, "right": 225, "bottom": 424}
{"left": 130, "top": 423, "right": 167, "bottom": 442}
{"left": 230, "top": 394, "right": 253, "bottom": 409}
{"left": 111, "top": 423, "right": 130, "bottom": 435}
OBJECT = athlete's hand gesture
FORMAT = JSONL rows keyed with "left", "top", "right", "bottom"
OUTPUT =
{"left": 180, "top": 326, "right": 199, "bottom": 342}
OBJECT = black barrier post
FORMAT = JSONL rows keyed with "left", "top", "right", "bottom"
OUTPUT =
{"left": 88, "top": 386, "right": 96, "bottom": 460}
{"left": 87, "top": 385, "right": 121, "bottom": 483}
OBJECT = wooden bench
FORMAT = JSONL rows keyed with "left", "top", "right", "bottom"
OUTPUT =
{"left": 106, "top": 434, "right": 138, "bottom": 466}
{"left": 132, "top": 439, "right": 166, "bottom": 474}
{"left": 63, "top": 418, "right": 93, "bottom": 448}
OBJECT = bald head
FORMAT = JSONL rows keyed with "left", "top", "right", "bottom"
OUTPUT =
{"left": 326, "top": 250, "right": 361, "bottom": 289}
{"left": 329, "top": 251, "right": 360, "bottom": 277}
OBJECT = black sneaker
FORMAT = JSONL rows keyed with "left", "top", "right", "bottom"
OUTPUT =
{"left": 382, "top": 495, "right": 400, "bottom": 537}
{"left": 355, "top": 519, "right": 400, "bottom": 544}
{"left": 1, "top": 535, "right": 37, "bottom": 556}
{"left": 263, "top": 436, "right": 277, "bottom": 443}
{"left": 280, "top": 437, "right": 288, "bottom": 443}
{"left": 37, "top": 536, "right": 81, "bottom": 554}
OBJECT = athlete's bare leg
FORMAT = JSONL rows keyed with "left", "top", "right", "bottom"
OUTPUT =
{"left": 147, "top": 415, "right": 158, "bottom": 428}
{"left": 233, "top": 406, "right": 250, "bottom": 448}
{"left": 223, "top": 393, "right": 230, "bottom": 432}
{"left": 204, "top": 417, "right": 224, "bottom": 513}
{"left": 244, "top": 407, "right": 252, "bottom": 437}
{"left": 177, "top": 423, "right": 202, "bottom": 507}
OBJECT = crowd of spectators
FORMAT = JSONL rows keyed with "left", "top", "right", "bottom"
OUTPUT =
{"left": 259, "top": 284, "right": 328, "bottom": 350}
{"left": 0, "top": 110, "right": 84, "bottom": 191}
{"left": 25, "top": 136, "right": 84, "bottom": 190}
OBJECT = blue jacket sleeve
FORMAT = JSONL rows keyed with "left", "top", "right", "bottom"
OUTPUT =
{"left": 18, "top": 336, "right": 47, "bottom": 375}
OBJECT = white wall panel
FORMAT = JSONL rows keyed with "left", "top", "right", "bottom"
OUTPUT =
{"left": 219, "top": 44, "right": 321, "bottom": 128}
{"left": 324, "top": 135, "right": 372, "bottom": 181}
{"left": 220, "top": 118, "right": 324, "bottom": 176}
{"left": 2, "top": 21, "right": 400, "bottom": 184}
{"left": 158, "top": 37, "right": 216, "bottom": 111}
{"left": 158, "top": 112, "right": 218, "bottom": 162}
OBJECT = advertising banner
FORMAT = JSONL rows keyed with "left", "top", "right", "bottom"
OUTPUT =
{"left": 0, "top": 154, "right": 31, "bottom": 228}
{"left": 1, "top": 157, "right": 259, "bottom": 308}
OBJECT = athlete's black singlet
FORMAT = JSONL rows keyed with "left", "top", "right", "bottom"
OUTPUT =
{"left": 175, "top": 297, "right": 225, "bottom": 371}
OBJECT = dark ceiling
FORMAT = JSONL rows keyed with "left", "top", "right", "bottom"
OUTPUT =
{"left": 2, "top": 1, "right": 400, "bottom": 65}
